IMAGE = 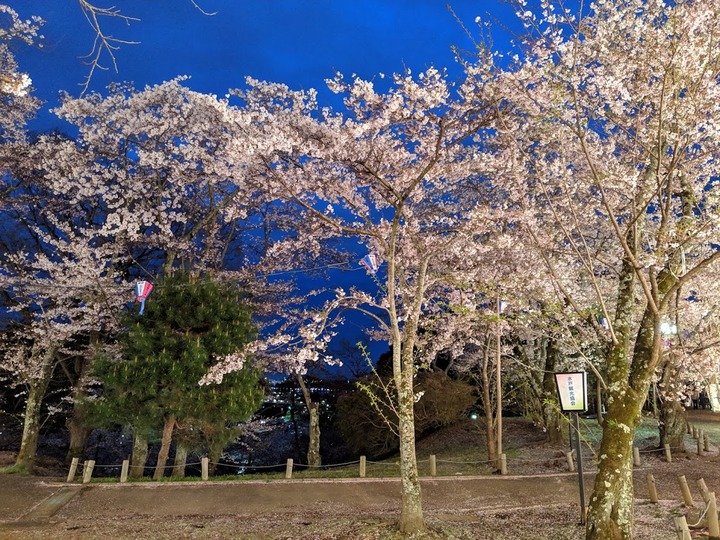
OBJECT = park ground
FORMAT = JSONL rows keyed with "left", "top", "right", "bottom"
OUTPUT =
{"left": 0, "top": 411, "right": 719, "bottom": 539}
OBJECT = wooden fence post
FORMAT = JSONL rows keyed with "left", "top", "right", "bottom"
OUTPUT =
{"left": 82, "top": 460, "right": 95, "bottom": 484}
{"left": 500, "top": 454, "right": 507, "bottom": 476}
{"left": 678, "top": 475, "right": 694, "bottom": 507}
{"left": 66, "top": 457, "right": 79, "bottom": 483}
{"left": 674, "top": 516, "right": 692, "bottom": 540}
{"left": 664, "top": 444, "right": 672, "bottom": 463}
{"left": 120, "top": 460, "right": 129, "bottom": 483}
{"left": 687, "top": 422, "right": 692, "bottom": 435}
{"left": 697, "top": 478, "right": 710, "bottom": 502}
{"left": 633, "top": 447, "right": 641, "bottom": 467}
{"left": 698, "top": 432, "right": 704, "bottom": 455}
{"left": 707, "top": 492, "right": 720, "bottom": 540}
{"left": 647, "top": 473, "right": 659, "bottom": 503}
{"left": 359, "top": 456, "right": 366, "bottom": 478}
{"left": 565, "top": 450, "right": 575, "bottom": 472}
{"left": 692, "top": 425, "right": 698, "bottom": 439}
{"left": 285, "top": 458, "right": 293, "bottom": 479}
{"left": 201, "top": 457, "right": 209, "bottom": 481}
{"left": 429, "top": 455, "right": 436, "bottom": 477}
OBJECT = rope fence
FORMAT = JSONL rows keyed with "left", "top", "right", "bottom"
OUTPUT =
{"left": 64, "top": 422, "right": 715, "bottom": 485}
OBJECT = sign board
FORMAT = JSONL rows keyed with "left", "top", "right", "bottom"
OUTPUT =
{"left": 554, "top": 372, "right": 588, "bottom": 413}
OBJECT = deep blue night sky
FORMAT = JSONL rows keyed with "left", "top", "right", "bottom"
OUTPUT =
{"left": 10, "top": 1, "right": 522, "bottom": 369}
{"left": 14, "top": 1, "right": 519, "bottom": 130}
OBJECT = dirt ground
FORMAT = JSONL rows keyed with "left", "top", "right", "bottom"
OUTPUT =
{"left": 0, "top": 411, "right": 718, "bottom": 539}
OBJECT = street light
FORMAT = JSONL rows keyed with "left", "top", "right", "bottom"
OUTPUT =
{"left": 555, "top": 371, "right": 588, "bottom": 525}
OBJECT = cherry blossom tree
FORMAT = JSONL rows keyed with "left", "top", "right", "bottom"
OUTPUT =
{"left": 203, "top": 65, "right": 499, "bottom": 533}
{"left": 0, "top": 227, "right": 126, "bottom": 472}
{"left": 489, "top": 1, "right": 720, "bottom": 538}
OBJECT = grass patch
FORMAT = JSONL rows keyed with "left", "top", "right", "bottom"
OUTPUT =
{"left": 0, "top": 464, "right": 31, "bottom": 475}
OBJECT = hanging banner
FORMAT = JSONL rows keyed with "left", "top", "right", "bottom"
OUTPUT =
{"left": 554, "top": 372, "right": 588, "bottom": 413}
{"left": 134, "top": 280, "right": 154, "bottom": 315}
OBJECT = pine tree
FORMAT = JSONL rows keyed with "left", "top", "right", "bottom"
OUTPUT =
{"left": 90, "top": 271, "right": 264, "bottom": 478}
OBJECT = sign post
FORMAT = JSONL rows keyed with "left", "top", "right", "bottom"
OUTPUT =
{"left": 554, "top": 371, "right": 588, "bottom": 525}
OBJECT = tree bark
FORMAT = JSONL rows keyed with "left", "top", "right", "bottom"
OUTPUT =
{"left": 15, "top": 347, "right": 55, "bottom": 473}
{"left": 130, "top": 430, "right": 148, "bottom": 478}
{"left": 15, "top": 377, "right": 51, "bottom": 472}
{"left": 297, "top": 374, "right": 321, "bottom": 467}
{"left": 542, "top": 339, "right": 564, "bottom": 444}
{"left": 397, "top": 350, "right": 424, "bottom": 534}
{"left": 153, "top": 415, "right": 176, "bottom": 480}
{"left": 481, "top": 350, "right": 497, "bottom": 463}
{"left": 172, "top": 443, "right": 188, "bottom": 477}
{"left": 659, "top": 398, "right": 686, "bottom": 452}
{"left": 65, "top": 402, "right": 91, "bottom": 464}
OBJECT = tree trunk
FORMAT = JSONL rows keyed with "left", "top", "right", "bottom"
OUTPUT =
{"left": 307, "top": 404, "right": 321, "bottom": 467}
{"left": 586, "top": 261, "right": 670, "bottom": 539}
{"left": 542, "top": 339, "right": 564, "bottom": 444}
{"left": 659, "top": 399, "right": 686, "bottom": 452}
{"left": 172, "top": 443, "right": 188, "bottom": 477}
{"left": 397, "top": 359, "right": 424, "bottom": 534}
{"left": 586, "top": 257, "right": 640, "bottom": 540}
{"left": 585, "top": 394, "right": 640, "bottom": 540}
{"left": 15, "top": 377, "right": 51, "bottom": 472}
{"left": 15, "top": 348, "right": 55, "bottom": 473}
{"left": 130, "top": 430, "right": 148, "bottom": 478}
{"left": 65, "top": 403, "right": 91, "bottom": 464}
{"left": 297, "top": 374, "right": 321, "bottom": 467}
{"left": 153, "top": 415, "right": 176, "bottom": 480}
{"left": 657, "top": 355, "right": 686, "bottom": 452}
{"left": 481, "top": 358, "right": 497, "bottom": 463}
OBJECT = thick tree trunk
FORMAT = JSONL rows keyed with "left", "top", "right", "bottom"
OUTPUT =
{"left": 659, "top": 399, "right": 686, "bottom": 452}
{"left": 15, "top": 348, "right": 55, "bottom": 473}
{"left": 153, "top": 415, "right": 176, "bottom": 480}
{"left": 586, "top": 256, "right": 641, "bottom": 540}
{"left": 307, "top": 404, "right": 321, "bottom": 467}
{"left": 130, "top": 430, "right": 148, "bottom": 478}
{"left": 585, "top": 395, "right": 641, "bottom": 540}
{"left": 542, "top": 339, "right": 564, "bottom": 444}
{"left": 15, "top": 377, "right": 51, "bottom": 472}
{"left": 657, "top": 356, "right": 686, "bottom": 452}
{"left": 65, "top": 404, "right": 91, "bottom": 464}
{"left": 586, "top": 260, "right": 671, "bottom": 539}
{"left": 172, "top": 443, "right": 188, "bottom": 477}
{"left": 397, "top": 362, "right": 424, "bottom": 534}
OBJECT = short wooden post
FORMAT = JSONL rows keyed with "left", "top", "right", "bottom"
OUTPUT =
{"left": 632, "top": 446, "right": 641, "bottom": 467}
{"left": 664, "top": 443, "right": 672, "bottom": 463}
{"left": 705, "top": 433, "right": 711, "bottom": 452}
{"left": 429, "top": 454, "right": 436, "bottom": 477}
{"left": 285, "top": 458, "right": 293, "bottom": 479}
{"left": 687, "top": 422, "right": 692, "bottom": 435}
{"left": 707, "top": 492, "right": 720, "bottom": 540}
{"left": 647, "top": 473, "right": 659, "bottom": 503}
{"left": 693, "top": 425, "right": 698, "bottom": 439}
{"left": 120, "top": 459, "right": 129, "bottom": 483}
{"left": 674, "top": 515, "right": 692, "bottom": 540}
{"left": 66, "top": 457, "right": 79, "bottom": 483}
{"left": 565, "top": 450, "right": 576, "bottom": 472}
{"left": 82, "top": 460, "right": 95, "bottom": 484}
{"left": 201, "top": 457, "right": 209, "bottom": 481}
{"left": 697, "top": 478, "right": 710, "bottom": 502}
{"left": 678, "top": 475, "right": 694, "bottom": 507}
{"left": 500, "top": 453, "right": 507, "bottom": 476}
{"left": 359, "top": 455, "right": 366, "bottom": 478}
{"left": 698, "top": 432, "right": 704, "bottom": 455}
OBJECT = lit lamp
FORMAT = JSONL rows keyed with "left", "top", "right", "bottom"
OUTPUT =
{"left": 555, "top": 371, "right": 588, "bottom": 525}
{"left": 660, "top": 321, "right": 677, "bottom": 347}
